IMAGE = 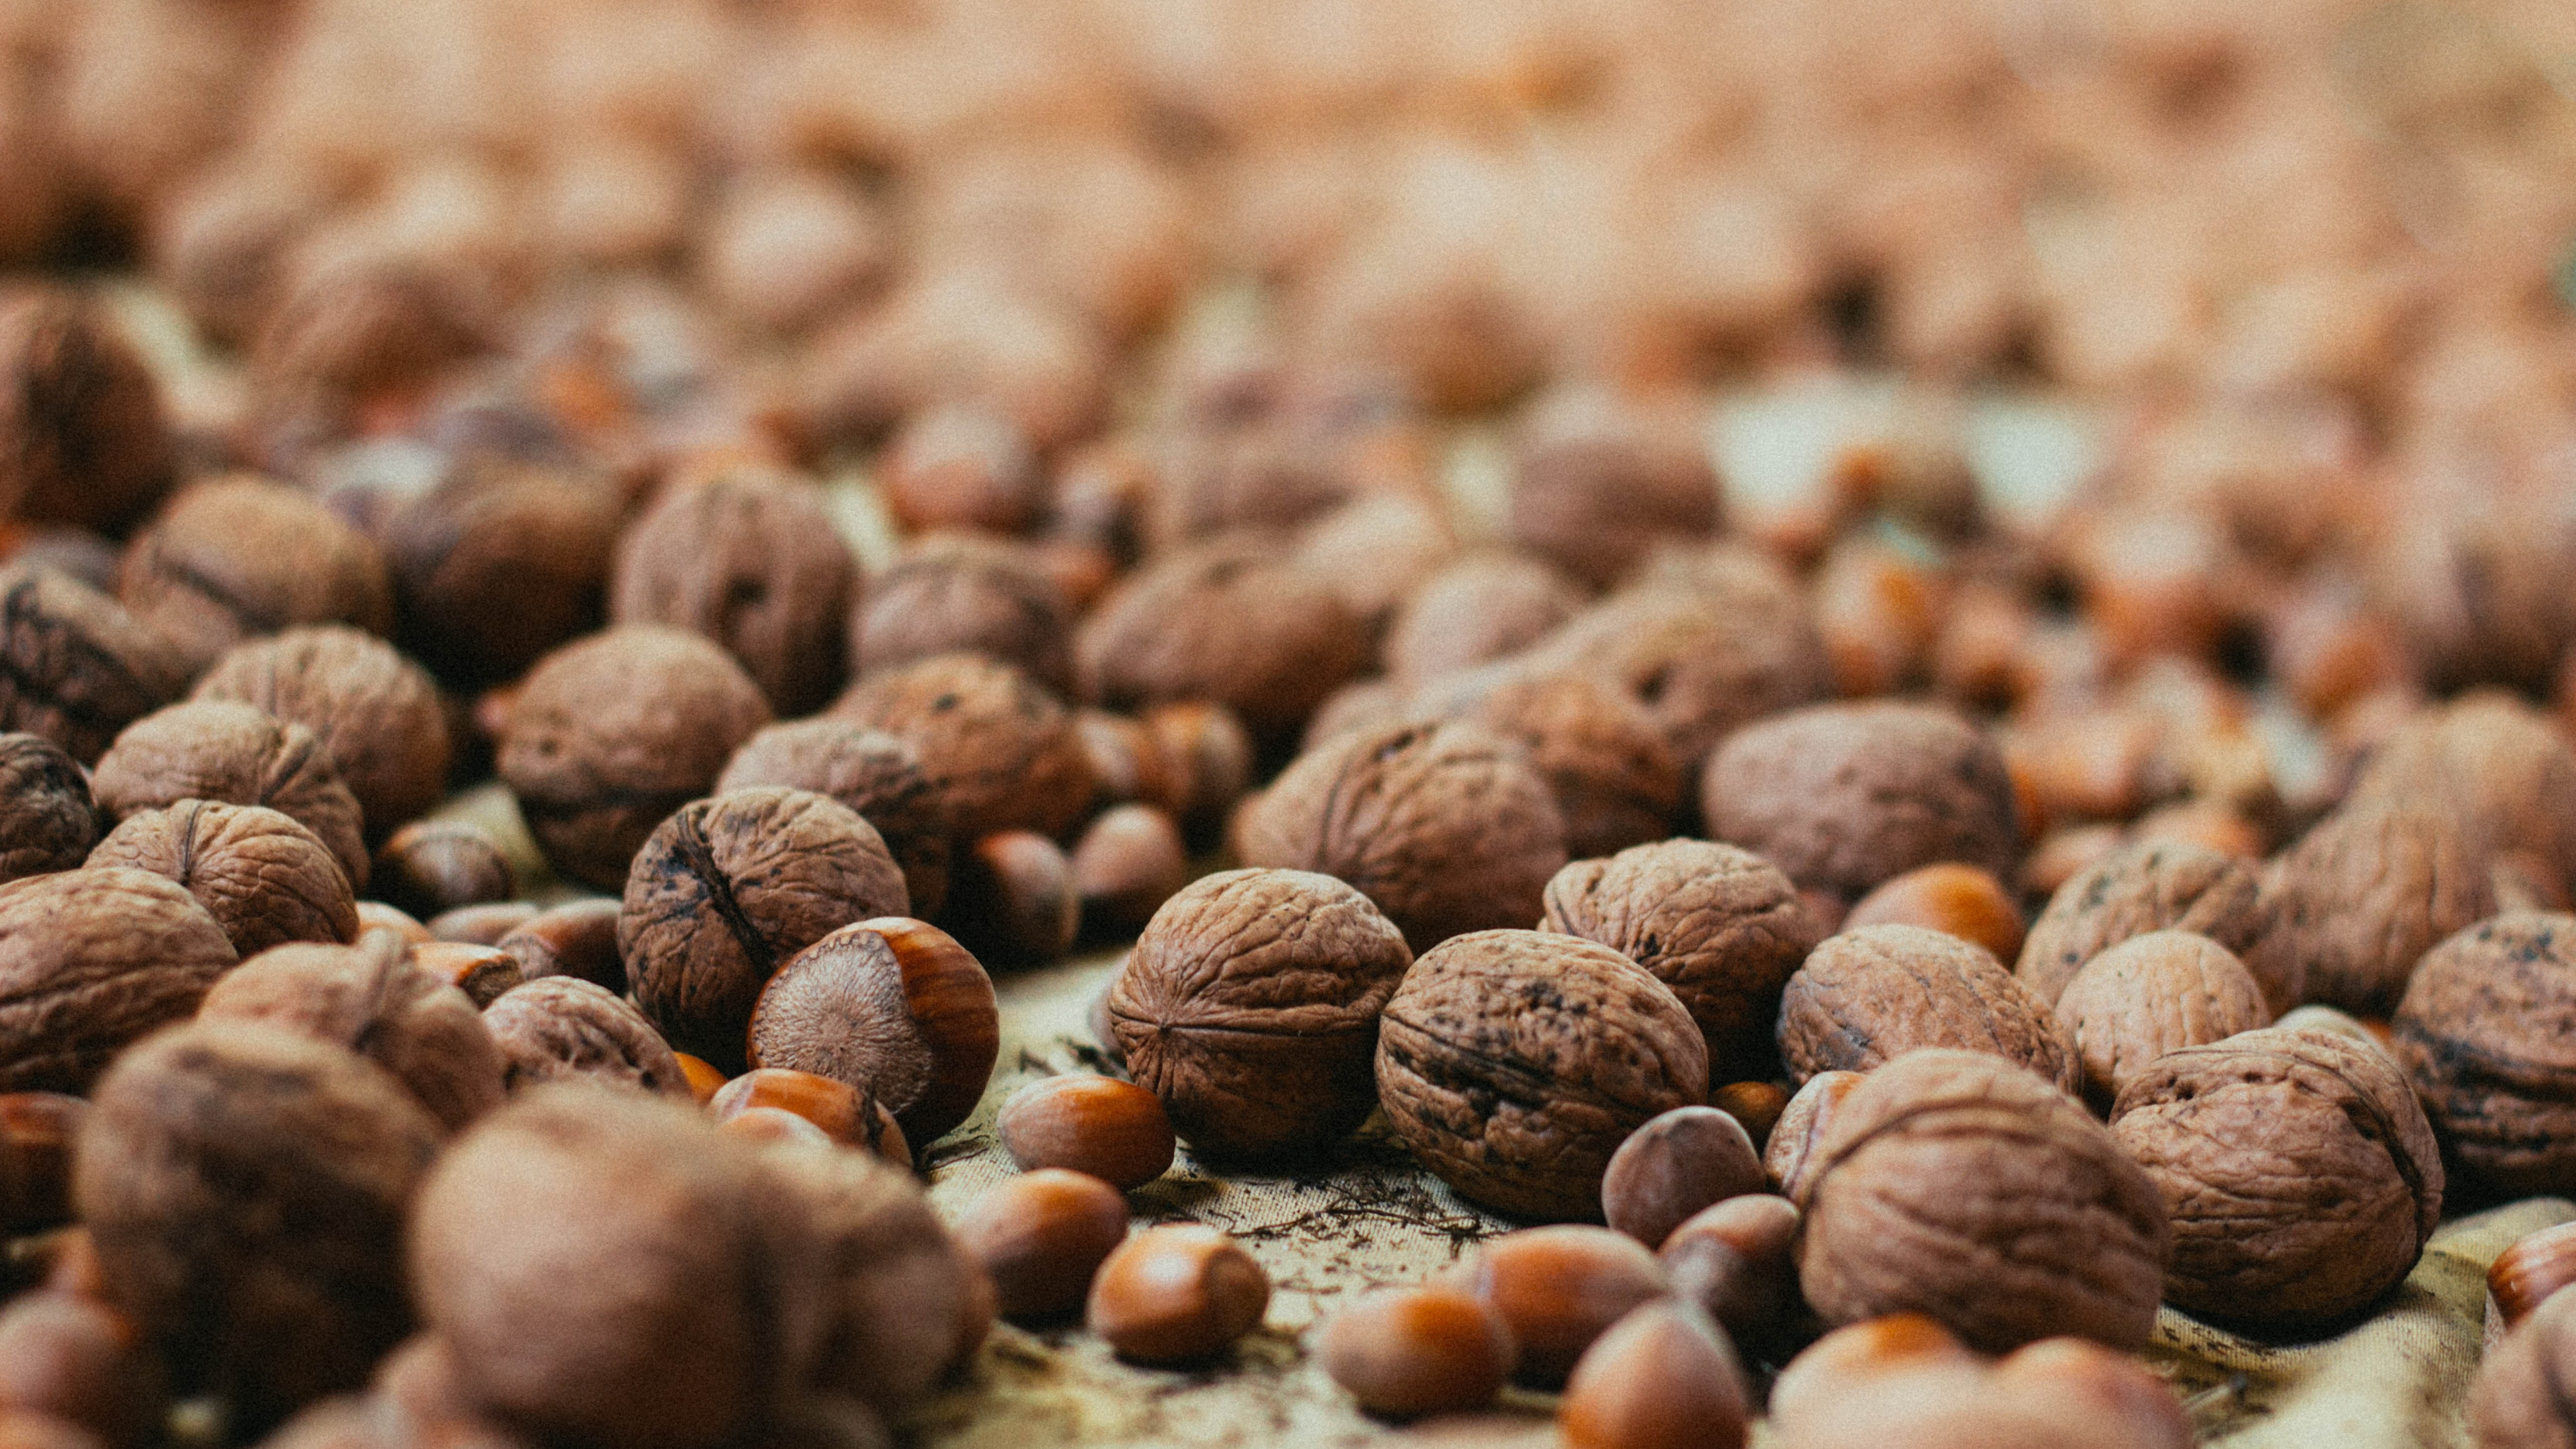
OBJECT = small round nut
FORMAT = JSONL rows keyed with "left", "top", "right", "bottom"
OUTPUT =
{"left": 674, "top": 1054, "right": 728, "bottom": 1105}
{"left": 370, "top": 821, "right": 514, "bottom": 923}
{"left": 2491, "top": 1222, "right": 2576, "bottom": 1332}
{"left": 2472, "top": 1276, "right": 2576, "bottom": 1449}
{"left": 1844, "top": 863, "right": 2024, "bottom": 964}
{"left": 0, "top": 1094, "right": 84, "bottom": 1231}
{"left": 494, "top": 898, "right": 626, "bottom": 993}
{"left": 1463, "top": 1225, "right": 1669, "bottom": 1389}
{"left": 831, "top": 652, "right": 1092, "bottom": 844}
{"left": 1068, "top": 804, "right": 1189, "bottom": 935}
{"left": 1600, "top": 1106, "right": 1766, "bottom": 1250}
{"left": 1318, "top": 1287, "right": 1516, "bottom": 1420}
{"left": 996, "top": 1076, "right": 1175, "bottom": 1190}
{"left": 408, "top": 941, "right": 523, "bottom": 1008}
{"left": 953, "top": 1168, "right": 1129, "bottom": 1321}
{"left": 942, "top": 831, "right": 1078, "bottom": 967}
{"left": 1709, "top": 1082, "right": 1788, "bottom": 1149}
{"left": 747, "top": 917, "right": 999, "bottom": 1147}
{"left": 1085, "top": 1224, "right": 1271, "bottom": 1366}
{"left": 425, "top": 903, "right": 538, "bottom": 947}
{"left": 1763, "top": 1070, "right": 1863, "bottom": 1200}
{"left": 1557, "top": 1299, "right": 1750, "bottom": 1449}
{"left": 1768, "top": 1314, "right": 1981, "bottom": 1440}
{"left": 1658, "top": 1194, "right": 1803, "bottom": 1352}
{"left": 709, "top": 1068, "right": 906, "bottom": 1163}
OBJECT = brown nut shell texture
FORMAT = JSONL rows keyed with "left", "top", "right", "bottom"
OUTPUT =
{"left": 0, "top": 867, "right": 236, "bottom": 1093}
{"left": 2056, "top": 930, "right": 2271, "bottom": 1111}
{"left": 2472, "top": 1285, "right": 2576, "bottom": 1449}
{"left": 2262, "top": 803, "right": 2493, "bottom": 1018}
{"left": 90, "top": 701, "right": 371, "bottom": 892}
{"left": 0, "top": 564, "right": 187, "bottom": 766}
{"left": 1377, "top": 929, "right": 1708, "bottom": 1221}
{"left": 1076, "top": 531, "right": 1370, "bottom": 737}
{"left": 1234, "top": 719, "right": 1568, "bottom": 955}
{"left": 719, "top": 720, "right": 955, "bottom": 921}
{"left": 747, "top": 917, "right": 999, "bottom": 1146}
{"left": 611, "top": 472, "right": 856, "bottom": 718}
{"left": 89, "top": 799, "right": 358, "bottom": 957}
{"left": 2110, "top": 1026, "right": 2441, "bottom": 1330}
{"left": 191, "top": 625, "right": 453, "bottom": 842}
{"left": 1541, "top": 839, "right": 1822, "bottom": 1081}
{"left": 832, "top": 652, "right": 1091, "bottom": 843}
{"left": 2393, "top": 911, "right": 2576, "bottom": 1200}
{"left": 2016, "top": 840, "right": 2276, "bottom": 1009}
{"left": 0, "top": 732, "right": 97, "bottom": 884}
{"left": 1107, "top": 868, "right": 1412, "bottom": 1160}
{"left": 622, "top": 787, "right": 909, "bottom": 1072}
{"left": 1778, "top": 925, "right": 2078, "bottom": 1092}
{"left": 482, "top": 976, "right": 692, "bottom": 1100}
{"left": 1794, "top": 1048, "right": 2169, "bottom": 1354}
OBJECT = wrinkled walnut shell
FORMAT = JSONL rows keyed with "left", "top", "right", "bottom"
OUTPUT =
{"left": 192, "top": 626, "right": 452, "bottom": 842}
{"left": 90, "top": 800, "right": 358, "bottom": 957}
{"left": 2015, "top": 840, "right": 2275, "bottom": 1009}
{"left": 831, "top": 652, "right": 1090, "bottom": 844}
{"left": 1076, "top": 532, "right": 1371, "bottom": 738}
{"left": 1778, "top": 925, "right": 2078, "bottom": 1092}
{"left": 0, "top": 733, "right": 96, "bottom": 885}
{"left": 2261, "top": 803, "right": 2493, "bottom": 1018}
{"left": 2393, "top": 912, "right": 2576, "bottom": 1200}
{"left": 0, "top": 868, "right": 236, "bottom": 1093}
{"left": 718, "top": 720, "right": 955, "bottom": 921}
{"left": 482, "top": 976, "right": 692, "bottom": 1099}
{"left": 610, "top": 473, "right": 855, "bottom": 718}
{"left": 2056, "top": 931, "right": 2271, "bottom": 1112}
{"left": 0, "top": 566, "right": 187, "bottom": 766}
{"left": 89, "top": 701, "right": 370, "bottom": 892}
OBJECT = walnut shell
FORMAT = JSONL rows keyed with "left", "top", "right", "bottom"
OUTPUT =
{"left": 0, "top": 732, "right": 97, "bottom": 884}
{"left": 90, "top": 800, "right": 358, "bottom": 957}
{"left": 1461, "top": 673, "right": 1682, "bottom": 860}
{"left": 1383, "top": 553, "right": 1586, "bottom": 686}
{"left": 2056, "top": 930, "right": 2271, "bottom": 1111}
{"left": 0, "top": 288, "right": 175, "bottom": 534}
{"left": 1541, "top": 839, "right": 1822, "bottom": 1081}
{"left": 717, "top": 720, "right": 954, "bottom": 920}
{"left": 192, "top": 626, "right": 452, "bottom": 842}
{"left": 2109, "top": 1026, "right": 2440, "bottom": 1329}
{"left": 1377, "top": 929, "right": 1708, "bottom": 1221}
{"left": 90, "top": 701, "right": 371, "bottom": 892}
{"left": 197, "top": 932, "right": 506, "bottom": 1132}
{"left": 852, "top": 533, "right": 1074, "bottom": 698}
{"left": 1233, "top": 719, "right": 1567, "bottom": 955}
{"left": 0, "top": 565, "right": 188, "bottom": 765}
{"left": 1505, "top": 386, "right": 1722, "bottom": 589}
{"left": 1107, "top": 868, "right": 1411, "bottom": 1160}
{"left": 2015, "top": 840, "right": 2276, "bottom": 1009}
{"left": 610, "top": 473, "right": 855, "bottom": 718}
{"left": 77, "top": 1022, "right": 442, "bottom": 1436}
{"left": 497, "top": 627, "right": 771, "bottom": 891}
{"left": 1795, "top": 1048, "right": 2168, "bottom": 1352}
{"left": 1779, "top": 925, "right": 2078, "bottom": 1092}
{"left": 621, "top": 788, "right": 908, "bottom": 1072}
{"left": 378, "top": 465, "right": 620, "bottom": 691}
{"left": 1701, "top": 701, "right": 2019, "bottom": 904}
{"left": 2353, "top": 692, "right": 2576, "bottom": 895}
{"left": 830, "top": 652, "right": 1090, "bottom": 843}
{"left": 481, "top": 976, "right": 691, "bottom": 1099}
{"left": 1075, "top": 531, "right": 1371, "bottom": 738}
{"left": 2392, "top": 912, "right": 2576, "bottom": 1200}
{"left": 0, "top": 867, "right": 236, "bottom": 1093}
{"left": 2262, "top": 803, "right": 2493, "bottom": 1017}
{"left": 115, "top": 476, "right": 393, "bottom": 677}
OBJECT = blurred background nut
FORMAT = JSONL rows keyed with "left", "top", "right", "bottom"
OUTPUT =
{"left": 996, "top": 1075, "right": 1174, "bottom": 1190}
{"left": 1068, "top": 805, "right": 1189, "bottom": 938}
{"left": 941, "top": 831, "right": 1078, "bottom": 968}
{"left": 406, "top": 941, "right": 523, "bottom": 1008}
{"left": 709, "top": 1069, "right": 906, "bottom": 1163}
{"left": 831, "top": 652, "right": 1092, "bottom": 844}
{"left": 0, "top": 734, "right": 96, "bottom": 886}
{"left": 376, "top": 465, "right": 621, "bottom": 693}
{"left": 0, "top": 566, "right": 188, "bottom": 766}
{"left": 747, "top": 917, "right": 998, "bottom": 1147}
{"left": 1381, "top": 553, "right": 1586, "bottom": 687}
{"left": 1709, "top": 1081, "right": 1788, "bottom": 1150}
{"left": 2471, "top": 1274, "right": 2576, "bottom": 1449}
{"left": 0, "top": 1290, "right": 161, "bottom": 1449}
{"left": 1086, "top": 1224, "right": 1270, "bottom": 1367}
{"left": 878, "top": 403, "right": 1047, "bottom": 538}
{"left": 88, "top": 702, "right": 370, "bottom": 893}
{"left": 2263, "top": 802, "right": 2494, "bottom": 1018}
{"left": 0, "top": 289, "right": 174, "bottom": 536}
{"left": 2015, "top": 841, "right": 2274, "bottom": 1009}
{"left": 2394, "top": 913, "right": 2576, "bottom": 1202}
{"left": 1459, "top": 1225, "right": 1668, "bottom": 1390}
{"left": 1556, "top": 1298, "right": 1750, "bottom": 1449}
{"left": 1318, "top": 1286, "right": 1516, "bottom": 1420}
{"left": 718, "top": 722, "right": 954, "bottom": 922}
{"left": 852, "top": 534, "right": 1074, "bottom": 697}
{"left": 1843, "top": 863, "right": 2024, "bottom": 963}
{"left": 369, "top": 821, "right": 513, "bottom": 923}
{"left": 609, "top": 472, "right": 856, "bottom": 718}
{"left": 952, "top": 1168, "right": 1129, "bottom": 1322}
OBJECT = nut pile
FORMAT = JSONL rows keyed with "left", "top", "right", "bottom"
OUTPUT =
{"left": 1, "top": 0, "right": 2576, "bottom": 1445}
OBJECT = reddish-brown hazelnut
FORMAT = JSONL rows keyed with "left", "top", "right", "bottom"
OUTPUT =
{"left": 1843, "top": 863, "right": 2025, "bottom": 963}
{"left": 708, "top": 1068, "right": 906, "bottom": 1164}
{"left": 942, "top": 831, "right": 1078, "bottom": 967}
{"left": 1463, "top": 1225, "right": 1670, "bottom": 1389}
{"left": 996, "top": 1075, "right": 1175, "bottom": 1190}
{"left": 953, "top": 1168, "right": 1130, "bottom": 1321}
{"left": 1068, "top": 805, "right": 1190, "bottom": 936}
{"left": 494, "top": 898, "right": 625, "bottom": 993}
{"left": 1318, "top": 1287, "right": 1517, "bottom": 1420}
{"left": 2491, "top": 1222, "right": 2576, "bottom": 1331}
{"left": 1086, "top": 1224, "right": 1271, "bottom": 1366}
{"left": 1557, "top": 1299, "right": 1751, "bottom": 1449}
{"left": 1600, "top": 1106, "right": 1767, "bottom": 1250}
{"left": 747, "top": 917, "right": 999, "bottom": 1147}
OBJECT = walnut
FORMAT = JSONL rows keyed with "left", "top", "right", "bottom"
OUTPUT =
{"left": 0, "top": 867, "right": 235, "bottom": 1093}
{"left": 1505, "top": 386, "right": 1721, "bottom": 589}
{"left": 2353, "top": 691, "right": 2576, "bottom": 896}
{"left": 2109, "top": 1026, "right": 2440, "bottom": 1329}
{"left": 91, "top": 702, "right": 371, "bottom": 892}
{"left": 0, "top": 733, "right": 97, "bottom": 885}
{"left": 481, "top": 977, "right": 691, "bottom": 1099}
{"left": 1540, "top": 839, "right": 1822, "bottom": 1081}
{"left": 852, "top": 533, "right": 1073, "bottom": 696}
{"left": 1376, "top": 929, "right": 1708, "bottom": 1221}
{"left": 610, "top": 473, "right": 856, "bottom": 718}
{"left": 89, "top": 799, "right": 354, "bottom": 957}
{"left": 1076, "top": 532, "right": 1371, "bottom": 739}
{"left": 248, "top": 259, "right": 492, "bottom": 467}
{"left": 2392, "top": 911, "right": 2576, "bottom": 1199}
{"left": 2261, "top": 802, "right": 2493, "bottom": 1017}
{"left": 1291, "top": 491, "right": 1457, "bottom": 636}
{"left": 830, "top": 652, "right": 1090, "bottom": 843}
{"left": 380, "top": 465, "right": 620, "bottom": 691}
{"left": 1794, "top": 1048, "right": 2168, "bottom": 1352}
{"left": 2015, "top": 840, "right": 2277, "bottom": 1009}
{"left": 1456, "top": 673, "right": 1682, "bottom": 860}
{"left": 197, "top": 932, "right": 505, "bottom": 1132}
{"left": 192, "top": 626, "right": 453, "bottom": 843}
{"left": 622, "top": 788, "right": 909, "bottom": 1072}
{"left": 76, "top": 1022, "right": 442, "bottom": 1437}
{"left": 1382, "top": 553, "right": 1586, "bottom": 686}
{"left": 114, "top": 476, "right": 393, "bottom": 677}
{"left": 1233, "top": 719, "right": 1566, "bottom": 954}
{"left": 0, "top": 565, "right": 188, "bottom": 765}
{"left": 718, "top": 721, "right": 954, "bottom": 920}
{"left": 2055, "top": 931, "right": 2270, "bottom": 1111}
{"left": 1701, "top": 701, "right": 2019, "bottom": 903}
{"left": 796, "top": 274, "right": 1110, "bottom": 452}
{"left": 497, "top": 627, "right": 771, "bottom": 892}
{"left": 1778, "top": 925, "right": 2078, "bottom": 1092}
{"left": 0, "top": 288, "right": 175, "bottom": 535}
{"left": 1105, "top": 869, "right": 1411, "bottom": 1160}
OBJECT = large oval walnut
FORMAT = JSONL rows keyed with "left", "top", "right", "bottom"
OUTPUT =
{"left": 1106, "top": 868, "right": 1411, "bottom": 1160}
{"left": 2392, "top": 912, "right": 2576, "bottom": 1200}
{"left": 2056, "top": 930, "right": 2270, "bottom": 1111}
{"left": 622, "top": 788, "right": 909, "bottom": 1073}
{"left": 91, "top": 701, "right": 371, "bottom": 892}
{"left": 90, "top": 800, "right": 358, "bottom": 957}
{"left": 192, "top": 625, "right": 452, "bottom": 841}
{"left": 482, "top": 976, "right": 692, "bottom": 1099}
{"left": 2353, "top": 692, "right": 2576, "bottom": 897}
{"left": 2262, "top": 803, "right": 2494, "bottom": 1018}
{"left": 1459, "top": 672, "right": 1683, "bottom": 861}
{"left": 0, "top": 867, "right": 236, "bottom": 1093}
{"left": 1541, "top": 839, "right": 1822, "bottom": 1081}
{"left": 747, "top": 917, "right": 999, "bottom": 1146}
{"left": 1778, "top": 925, "right": 2078, "bottom": 1092}
{"left": 1795, "top": 1048, "right": 2168, "bottom": 1353}
{"left": 717, "top": 721, "right": 954, "bottom": 920}
{"left": 77, "top": 1022, "right": 442, "bottom": 1437}
{"left": 2472, "top": 1285, "right": 2576, "bottom": 1449}
{"left": 115, "top": 475, "right": 393, "bottom": 677}
{"left": 2016, "top": 840, "right": 2276, "bottom": 1009}
{"left": 0, "top": 732, "right": 96, "bottom": 884}
{"left": 1233, "top": 719, "right": 1567, "bottom": 955}
{"left": 831, "top": 652, "right": 1091, "bottom": 844}
{"left": 1377, "top": 929, "right": 1708, "bottom": 1221}
{"left": 0, "top": 564, "right": 188, "bottom": 765}
{"left": 1076, "top": 531, "right": 1371, "bottom": 738}
{"left": 2110, "top": 1026, "right": 2440, "bottom": 1329}
{"left": 1700, "top": 701, "right": 2019, "bottom": 903}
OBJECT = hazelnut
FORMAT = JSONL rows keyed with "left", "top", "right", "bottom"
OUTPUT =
{"left": 1843, "top": 863, "right": 2024, "bottom": 963}
{"left": 747, "top": 917, "right": 999, "bottom": 1146}
{"left": 942, "top": 831, "right": 1078, "bottom": 967}
{"left": 1985, "top": 1338, "right": 2194, "bottom": 1449}
{"left": 0, "top": 734, "right": 97, "bottom": 886}
{"left": 1763, "top": 1070, "right": 1862, "bottom": 1200}
{"left": 0, "top": 868, "right": 236, "bottom": 1093}
{"left": 879, "top": 404, "right": 1047, "bottom": 536}
{"left": 0, "top": 1094, "right": 83, "bottom": 1231}
{"left": 1709, "top": 1081, "right": 1788, "bottom": 1148}
{"left": 89, "top": 702, "right": 369, "bottom": 893}
{"left": 2015, "top": 840, "right": 2276, "bottom": 1008}
{"left": 852, "top": 533, "right": 1074, "bottom": 697}
{"left": 1658, "top": 1193, "right": 1804, "bottom": 1353}
{"left": 354, "top": 902, "right": 431, "bottom": 945}
{"left": 1234, "top": 719, "right": 1567, "bottom": 954}
{"left": 0, "top": 1292, "right": 161, "bottom": 1449}
{"left": 675, "top": 1053, "right": 728, "bottom": 1105}
{"left": 2393, "top": 912, "right": 2576, "bottom": 1199}
{"left": 2055, "top": 930, "right": 2271, "bottom": 1111}
{"left": 622, "top": 788, "right": 909, "bottom": 1071}
{"left": 2262, "top": 802, "right": 2493, "bottom": 1017}
{"left": 191, "top": 626, "right": 452, "bottom": 844}
{"left": 723, "top": 1107, "right": 836, "bottom": 1152}
{"left": 710, "top": 1069, "right": 906, "bottom": 1163}
{"left": 1068, "top": 804, "right": 1189, "bottom": 936}
{"left": 1541, "top": 839, "right": 1822, "bottom": 1081}
{"left": 1700, "top": 701, "right": 2020, "bottom": 903}
{"left": 493, "top": 898, "right": 625, "bottom": 993}
{"left": 1463, "top": 1225, "right": 1670, "bottom": 1388}
{"left": 2491, "top": 1222, "right": 2576, "bottom": 1331}
{"left": 1557, "top": 1299, "right": 1751, "bottom": 1449}
{"left": 831, "top": 652, "right": 1092, "bottom": 843}
{"left": 1768, "top": 1314, "right": 1981, "bottom": 1435}
{"left": 1600, "top": 1106, "right": 1766, "bottom": 1250}
{"left": 2474, "top": 1252, "right": 2576, "bottom": 1449}
{"left": 89, "top": 800, "right": 358, "bottom": 957}
{"left": 1317, "top": 1287, "right": 1516, "bottom": 1419}
{"left": 996, "top": 1075, "right": 1175, "bottom": 1190}
{"left": 409, "top": 942, "right": 524, "bottom": 1008}
{"left": 718, "top": 721, "right": 955, "bottom": 920}
{"left": 114, "top": 476, "right": 392, "bottom": 677}
{"left": 0, "top": 567, "right": 187, "bottom": 766}
{"left": 952, "top": 1168, "right": 1129, "bottom": 1321}
{"left": 1141, "top": 702, "right": 1254, "bottom": 831}
{"left": 371, "top": 821, "right": 514, "bottom": 922}
{"left": 1778, "top": 925, "right": 2078, "bottom": 1091}
{"left": 425, "top": 902, "right": 538, "bottom": 947}
{"left": 1077, "top": 532, "right": 1371, "bottom": 739}
{"left": 1107, "top": 869, "right": 1409, "bottom": 1161}
{"left": 610, "top": 472, "right": 855, "bottom": 717}
{"left": 483, "top": 977, "right": 694, "bottom": 1102}
{"left": 1085, "top": 1223, "right": 1271, "bottom": 1366}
